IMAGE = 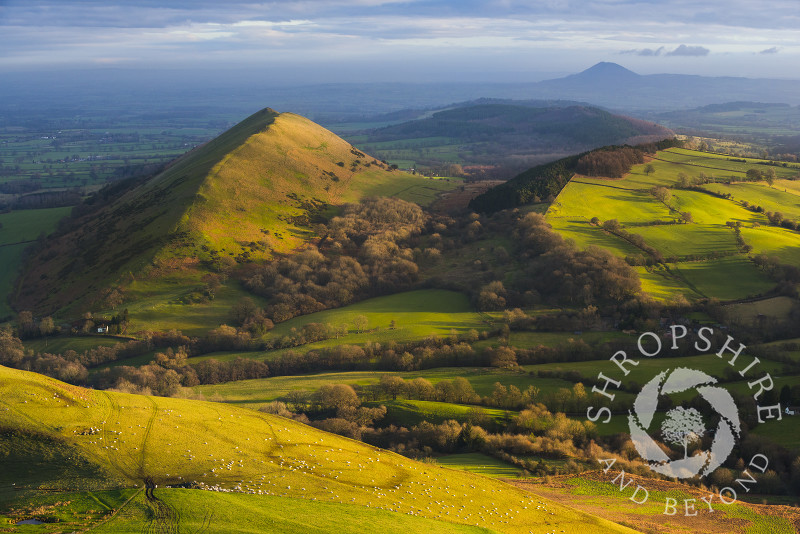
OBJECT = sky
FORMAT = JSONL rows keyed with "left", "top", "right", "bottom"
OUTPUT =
{"left": 1, "top": 0, "right": 799, "bottom": 83}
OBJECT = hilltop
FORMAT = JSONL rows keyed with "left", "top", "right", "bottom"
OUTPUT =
{"left": 12, "top": 109, "right": 450, "bottom": 320}
{"left": 349, "top": 101, "right": 672, "bottom": 177}
{"left": 0, "top": 365, "right": 634, "bottom": 533}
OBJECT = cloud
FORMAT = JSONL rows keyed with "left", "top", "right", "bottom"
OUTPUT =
{"left": 620, "top": 46, "right": 664, "bottom": 56}
{"left": 759, "top": 46, "right": 780, "bottom": 54}
{"left": 666, "top": 44, "right": 710, "bottom": 56}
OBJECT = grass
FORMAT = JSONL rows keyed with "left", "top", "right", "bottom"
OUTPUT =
{"left": 0, "top": 207, "right": 72, "bottom": 319}
{"left": 23, "top": 335, "right": 125, "bottom": 355}
{"left": 376, "top": 400, "right": 514, "bottom": 427}
{"left": 0, "top": 489, "right": 137, "bottom": 533}
{"left": 545, "top": 148, "right": 800, "bottom": 302}
{"left": 434, "top": 453, "right": 524, "bottom": 478}
{"left": 91, "top": 489, "right": 492, "bottom": 534}
{"left": 669, "top": 257, "right": 774, "bottom": 300}
{"left": 184, "top": 289, "right": 487, "bottom": 365}
{"left": 739, "top": 225, "right": 800, "bottom": 264}
{"left": 0, "top": 365, "right": 635, "bottom": 534}
{"left": 723, "top": 296, "right": 796, "bottom": 322}
{"left": 541, "top": 474, "right": 799, "bottom": 533}
{"left": 0, "top": 208, "right": 73, "bottom": 246}
{"left": 473, "top": 331, "right": 631, "bottom": 351}
{"left": 752, "top": 417, "right": 800, "bottom": 452}
{"left": 269, "top": 289, "right": 485, "bottom": 341}
{"left": 15, "top": 111, "right": 455, "bottom": 331}
{"left": 195, "top": 367, "right": 579, "bottom": 409}
{"left": 630, "top": 224, "right": 739, "bottom": 257}
{"left": 522, "top": 352, "right": 783, "bottom": 393}
{"left": 700, "top": 182, "right": 800, "bottom": 220}
{"left": 122, "top": 277, "right": 267, "bottom": 336}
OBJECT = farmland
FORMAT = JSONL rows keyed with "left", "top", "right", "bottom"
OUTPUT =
{"left": 194, "top": 367, "right": 578, "bottom": 409}
{"left": 547, "top": 147, "right": 800, "bottom": 301}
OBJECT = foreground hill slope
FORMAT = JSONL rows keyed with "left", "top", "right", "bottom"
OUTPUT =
{"left": 13, "top": 108, "right": 438, "bottom": 317}
{"left": 0, "top": 365, "right": 635, "bottom": 533}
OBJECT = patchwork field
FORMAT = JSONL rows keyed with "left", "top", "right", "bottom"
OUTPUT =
{"left": 547, "top": 148, "right": 800, "bottom": 302}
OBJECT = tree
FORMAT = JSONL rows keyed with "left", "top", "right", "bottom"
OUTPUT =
{"left": 317, "top": 384, "right": 360, "bottom": 414}
{"left": 489, "top": 346, "right": 517, "bottom": 369}
{"left": 38, "top": 316, "right": 55, "bottom": 337}
{"left": 746, "top": 168, "right": 763, "bottom": 181}
{"left": 602, "top": 219, "right": 621, "bottom": 232}
{"left": 353, "top": 315, "right": 369, "bottom": 333}
{"left": 16, "top": 311, "right": 35, "bottom": 338}
{"left": 650, "top": 186, "right": 670, "bottom": 203}
{"left": 230, "top": 297, "right": 259, "bottom": 326}
{"left": 661, "top": 406, "right": 706, "bottom": 458}
{"left": 680, "top": 211, "right": 694, "bottom": 224}
{"left": 644, "top": 163, "right": 655, "bottom": 176}
{"left": 379, "top": 374, "right": 406, "bottom": 400}
{"left": 764, "top": 167, "right": 776, "bottom": 187}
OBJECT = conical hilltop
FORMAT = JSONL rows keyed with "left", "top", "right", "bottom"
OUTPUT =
{"left": 13, "top": 108, "right": 428, "bottom": 318}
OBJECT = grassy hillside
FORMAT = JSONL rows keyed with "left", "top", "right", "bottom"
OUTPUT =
{"left": 0, "top": 365, "right": 634, "bottom": 533}
{"left": 545, "top": 147, "right": 800, "bottom": 301}
{"left": 12, "top": 109, "right": 455, "bottom": 325}
{"left": 0, "top": 207, "right": 72, "bottom": 320}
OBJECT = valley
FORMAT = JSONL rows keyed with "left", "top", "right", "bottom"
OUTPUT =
{"left": 2, "top": 68, "right": 800, "bottom": 534}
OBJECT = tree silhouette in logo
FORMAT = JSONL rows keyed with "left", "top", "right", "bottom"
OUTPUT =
{"left": 628, "top": 367, "right": 740, "bottom": 479}
{"left": 661, "top": 406, "right": 706, "bottom": 459}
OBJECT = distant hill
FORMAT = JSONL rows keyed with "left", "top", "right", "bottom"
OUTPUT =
{"left": 354, "top": 101, "right": 672, "bottom": 177}
{"left": 530, "top": 63, "right": 800, "bottom": 111}
{"left": 652, "top": 101, "right": 800, "bottom": 139}
{"left": 12, "top": 108, "right": 440, "bottom": 317}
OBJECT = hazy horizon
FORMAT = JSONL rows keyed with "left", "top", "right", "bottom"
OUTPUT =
{"left": 2, "top": 0, "right": 799, "bottom": 85}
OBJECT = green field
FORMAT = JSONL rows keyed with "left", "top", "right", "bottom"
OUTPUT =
{"left": 545, "top": 148, "right": 800, "bottom": 302}
{"left": 122, "top": 277, "right": 267, "bottom": 336}
{"left": 0, "top": 207, "right": 72, "bottom": 319}
{"left": 269, "top": 289, "right": 484, "bottom": 341}
{"left": 723, "top": 296, "right": 797, "bottom": 322}
{"left": 522, "top": 352, "right": 783, "bottom": 394}
{"left": 23, "top": 335, "right": 125, "bottom": 355}
{"left": 434, "top": 453, "right": 525, "bottom": 478}
{"left": 740, "top": 225, "right": 800, "bottom": 264}
{"left": 196, "top": 366, "right": 577, "bottom": 409}
{"left": 377, "top": 399, "right": 513, "bottom": 427}
{"left": 753, "top": 417, "right": 800, "bottom": 452}
{"left": 90, "top": 489, "right": 491, "bottom": 534}
{"left": 182, "top": 289, "right": 487, "bottom": 364}
{"left": 0, "top": 365, "right": 635, "bottom": 534}
{"left": 474, "top": 330, "right": 631, "bottom": 351}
